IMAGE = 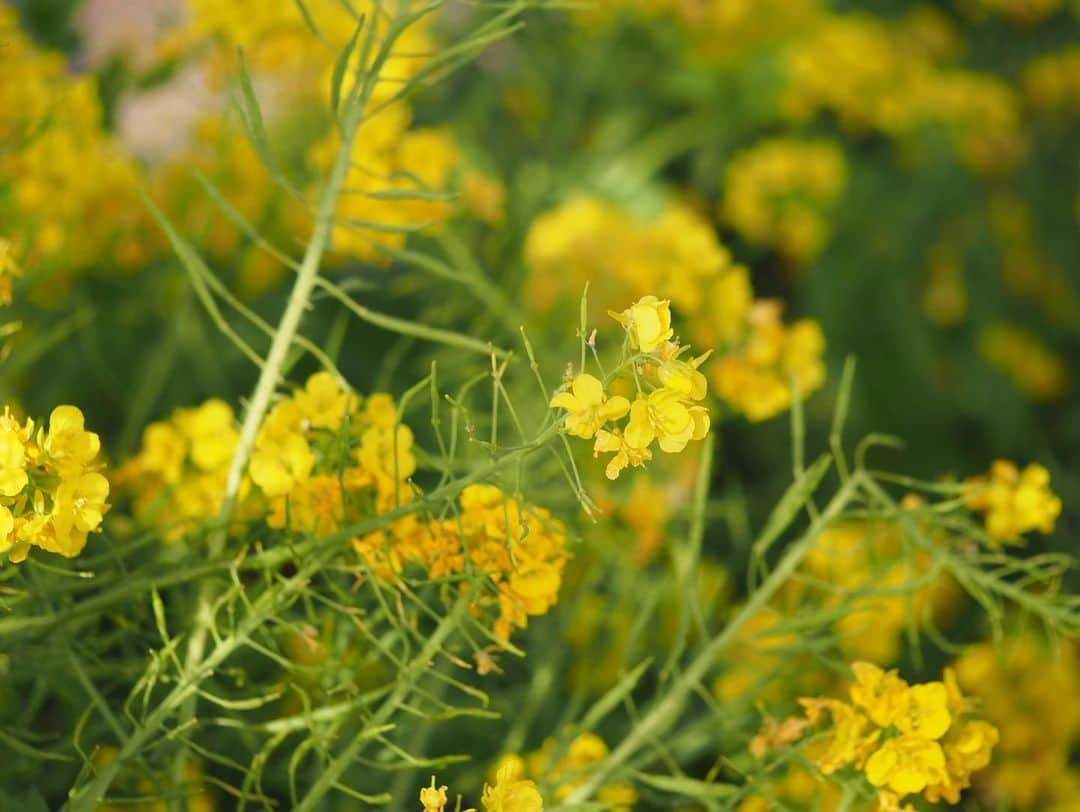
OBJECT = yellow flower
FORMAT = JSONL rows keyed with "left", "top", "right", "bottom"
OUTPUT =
{"left": 481, "top": 764, "right": 544, "bottom": 812}
{"left": 798, "top": 697, "right": 878, "bottom": 774}
{"left": 924, "top": 719, "right": 999, "bottom": 804}
{"left": 43, "top": 405, "right": 101, "bottom": 475}
{"left": 420, "top": 776, "right": 449, "bottom": 811}
{"left": 593, "top": 428, "right": 653, "bottom": 480}
{"left": 178, "top": 399, "right": 239, "bottom": 472}
{"left": 0, "top": 505, "right": 15, "bottom": 554}
{"left": 965, "top": 460, "right": 1062, "bottom": 540}
{"left": 656, "top": 351, "right": 711, "bottom": 401}
{"left": 293, "top": 371, "right": 351, "bottom": 430}
{"left": 865, "top": 734, "right": 947, "bottom": 795}
{"left": 49, "top": 471, "right": 110, "bottom": 557}
{"left": 550, "top": 373, "right": 630, "bottom": 439}
{"left": 849, "top": 662, "right": 910, "bottom": 728}
{"left": 893, "top": 682, "right": 951, "bottom": 741}
{"left": 610, "top": 295, "right": 674, "bottom": 353}
{"left": 625, "top": 389, "right": 709, "bottom": 454}
{"left": 0, "top": 428, "right": 28, "bottom": 497}
{"left": 250, "top": 432, "right": 315, "bottom": 498}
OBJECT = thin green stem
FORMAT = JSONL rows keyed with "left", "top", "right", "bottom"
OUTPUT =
{"left": 561, "top": 474, "right": 861, "bottom": 803}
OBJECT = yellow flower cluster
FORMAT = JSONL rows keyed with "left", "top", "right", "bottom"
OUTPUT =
{"left": 116, "top": 398, "right": 242, "bottom": 539}
{"left": 953, "top": 635, "right": 1080, "bottom": 808}
{"left": 525, "top": 197, "right": 744, "bottom": 340}
{"left": 1024, "top": 47, "right": 1080, "bottom": 115}
{"left": 1, "top": 406, "right": 109, "bottom": 563}
{"left": 711, "top": 300, "right": 825, "bottom": 422}
{"left": 783, "top": 14, "right": 1027, "bottom": 173}
{"left": 495, "top": 732, "right": 636, "bottom": 809}
{"left": 721, "top": 137, "right": 847, "bottom": 262}
{"left": 355, "top": 483, "right": 569, "bottom": 641}
{"left": 120, "top": 373, "right": 566, "bottom": 641}
{"left": 526, "top": 199, "right": 826, "bottom": 422}
{"left": 767, "top": 662, "right": 998, "bottom": 808}
{"left": 550, "top": 297, "right": 711, "bottom": 480}
{"left": 0, "top": 7, "right": 141, "bottom": 279}
{"left": 420, "top": 764, "right": 543, "bottom": 812}
{"left": 964, "top": 460, "right": 1062, "bottom": 541}
{"left": 978, "top": 323, "right": 1069, "bottom": 402}
{"left": 0, "top": 238, "right": 21, "bottom": 306}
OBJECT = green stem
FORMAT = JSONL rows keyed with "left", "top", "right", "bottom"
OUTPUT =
{"left": 294, "top": 597, "right": 468, "bottom": 811}
{"left": 165, "top": 59, "right": 375, "bottom": 810}
{"left": 560, "top": 474, "right": 860, "bottom": 804}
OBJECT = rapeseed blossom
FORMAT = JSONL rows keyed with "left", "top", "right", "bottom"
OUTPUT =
{"left": 953, "top": 635, "right": 1080, "bottom": 807}
{"left": 550, "top": 296, "right": 712, "bottom": 480}
{"left": 757, "top": 662, "right": 998, "bottom": 807}
{"left": 0, "top": 405, "right": 109, "bottom": 563}
{"left": 964, "top": 460, "right": 1061, "bottom": 540}
{"left": 721, "top": 137, "right": 847, "bottom": 262}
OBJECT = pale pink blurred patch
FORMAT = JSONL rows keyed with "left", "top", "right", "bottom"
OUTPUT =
{"left": 76, "top": 0, "right": 185, "bottom": 69}
{"left": 115, "top": 63, "right": 222, "bottom": 163}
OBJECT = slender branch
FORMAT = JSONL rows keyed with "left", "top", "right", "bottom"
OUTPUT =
{"left": 560, "top": 474, "right": 861, "bottom": 804}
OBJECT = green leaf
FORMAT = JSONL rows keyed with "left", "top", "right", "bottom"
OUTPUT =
{"left": 235, "top": 49, "right": 282, "bottom": 180}
{"left": 330, "top": 13, "right": 366, "bottom": 116}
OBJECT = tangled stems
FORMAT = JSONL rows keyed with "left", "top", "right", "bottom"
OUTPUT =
{"left": 163, "top": 51, "right": 380, "bottom": 807}
{"left": 62, "top": 425, "right": 555, "bottom": 812}
{"left": 561, "top": 471, "right": 863, "bottom": 805}
{"left": 294, "top": 596, "right": 469, "bottom": 812}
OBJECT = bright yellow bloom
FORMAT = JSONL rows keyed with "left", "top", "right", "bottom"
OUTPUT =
{"left": 177, "top": 399, "right": 240, "bottom": 472}
{"left": 965, "top": 460, "right": 1061, "bottom": 539}
{"left": 610, "top": 295, "right": 674, "bottom": 353}
{"left": 593, "top": 428, "right": 653, "bottom": 480}
{"left": 44, "top": 405, "right": 101, "bottom": 475}
{"left": 481, "top": 764, "right": 543, "bottom": 812}
{"left": 0, "top": 429, "right": 28, "bottom": 497}
{"left": 0, "top": 505, "right": 15, "bottom": 555}
{"left": 625, "top": 389, "right": 710, "bottom": 454}
{"left": 250, "top": 432, "right": 315, "bottom": 498}
{"left": 656, "top": 351, "right": 710, "bottom": 401}
{"left": 925, "top": 719, "right": 1000, "bottom": 804}
{"left": 865, "top": 735, "right": 947, "bottom": 795}
{"left": 798, "top": 697, "right": 877, "bottom": 774}
{"left": 850, "top": 662, "right": 909, "bottom": 728}
{"left": 550, "top": 374, "right": 630, "bottom": 439}
{"left": 420, "top": 776, "right": 449, "bottom": 811}
{"left": 893, "top": 682, "right": 951, "bottom": 741}
{"left": 293, "top": 371, "right": 351, "bottom": 430}
{"left": 49, "top": 472, "right": 110, "bottom": 557}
